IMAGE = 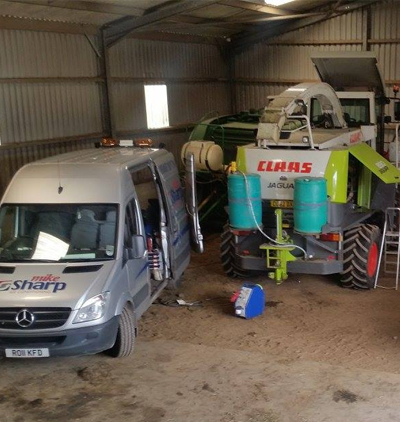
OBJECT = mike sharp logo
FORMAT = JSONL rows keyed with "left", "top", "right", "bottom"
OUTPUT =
{"left": 0, "top": 280, "right": 12, "bottom": 291}
{"left": 0, "top": 275, "right": 66, "bottom": 293}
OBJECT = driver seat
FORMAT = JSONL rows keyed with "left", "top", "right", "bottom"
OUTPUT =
{"left": 70, "top": 209, "right": 99, "bottom": 250}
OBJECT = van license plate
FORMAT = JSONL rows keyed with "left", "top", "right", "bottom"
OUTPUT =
{"left": 5, "top": 348, "right": 49, "bottom": 358}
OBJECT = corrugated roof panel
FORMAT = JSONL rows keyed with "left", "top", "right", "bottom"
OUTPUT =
{"left": 103, "top": 0, "right": 165, "bottom": 9}
{"left": 188, "top": 4, "right": 244, "bottom": 19}
{"left": 0, "top": 1, "right": 119, "bottom": 25}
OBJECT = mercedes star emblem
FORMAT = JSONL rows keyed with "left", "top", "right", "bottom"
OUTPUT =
{"left": 15, "top": 309, "right": 35, "bottom": 328}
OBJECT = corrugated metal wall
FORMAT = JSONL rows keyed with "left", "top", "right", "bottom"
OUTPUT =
{"left": 0, "top": 29, "right": 230, "bottom": 145}
{"left": 233, "top": 9, "right": 364, "bottom": 110}
{"left": 109, "top": 38, "right": 230, "bottom": 130}
{"left": 0, "top": 30, "right": 103, "bottom": 144}
{"left": 233, "top": 1, "right": 400, "bottom": 112}
{"left": 0, "top": 136, "right": 96, "bottom": 195}
{"left": 2, "top": 1, "right": 400, "bottom": 195}
{"left": 0, "top": 29, "right": 230, "bottom": 195}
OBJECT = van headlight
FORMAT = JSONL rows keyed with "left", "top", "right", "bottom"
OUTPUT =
{"left": 73, "top": 292, "right": 110, "bottom": 324}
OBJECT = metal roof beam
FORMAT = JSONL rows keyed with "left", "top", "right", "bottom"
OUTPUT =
{"left": 232, "top": 0, "right": 377, "bottom": 53}
{"left": 218, "top": 0, "right": 293, "bottom": 16}
{"left": 187, "top": 11, "right": 326, "bottom": 26}
{"left": 102, "top": 0, "right": 219, "bottom": 48}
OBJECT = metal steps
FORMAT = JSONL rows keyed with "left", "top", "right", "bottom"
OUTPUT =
{"left": 375, "top": 207, "right": 400, "bottom": 289}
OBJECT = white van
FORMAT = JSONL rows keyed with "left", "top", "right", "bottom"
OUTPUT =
{"left": 0, "top": 143, "right": 202, "bottom": 358}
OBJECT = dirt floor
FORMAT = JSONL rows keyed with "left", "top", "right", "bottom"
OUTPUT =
{"left": 2, "top": 234, "right": 400, "bottom": 422}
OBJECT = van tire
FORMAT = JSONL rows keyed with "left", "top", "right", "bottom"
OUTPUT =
{"left": 106, "top": 306, "right": 136, "bottom": 358}
{"left": 340, "top": 224, "right": 381, "bottom": 290}
{"left": 220, "top": 223, "right": 250, "bottom": 278}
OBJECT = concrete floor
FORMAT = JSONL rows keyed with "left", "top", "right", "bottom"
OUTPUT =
{"left": 2, "top": 235, "right": 400, "bottom": 422}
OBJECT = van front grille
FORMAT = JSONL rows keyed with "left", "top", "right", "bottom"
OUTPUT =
{"left": 0, "top": 308, "right": 71, "bottom": 330}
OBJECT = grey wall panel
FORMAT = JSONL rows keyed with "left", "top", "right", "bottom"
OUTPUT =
{"left": 112, "top": 81, "right": 230, "bottom": 132}
{"left": 168, "top": 82, "right": 230, "bottom": 124}
{"left": 235, "top": 83, "right": 292, "bottom": 112}
{"left": 109, "top": 39, "right": 227, "bottom": 79}
{"left": 112, "top": 82, "right": 147, "bottom": 132}
{"left": 0, "top": 137, "right": 98, "bottom": 196}
{"left": 0, "top": 29, "right": 230, "bottom": 193}
{"left": 0, "top": 82, "right": 103, "bottom": 144}
{"left": 0, "top": 30, "right": 230, "bottom": 146}
{"left": 371, "top": 0, "right": 400, "bottom": 40}
{"left": 0, "top": 29, "right": 103, "bottom": 145}
{"left": 371, "top": 43, "right": 400, "bottom": 83}
{"left": 0, "top": 29, "right": 99, "bottom": 78}
{"left": 143, "top": 131, "right": 189, "bottom": 166}
{"left": 233, "top": 2, "right": 399, "bottom": 110}
{"left": 235, "top": 42, "right": 363, "bottom": 81}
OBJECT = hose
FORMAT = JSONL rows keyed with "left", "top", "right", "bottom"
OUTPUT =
{"left": 238, "top": 171, "right": 308, "bottom": 258}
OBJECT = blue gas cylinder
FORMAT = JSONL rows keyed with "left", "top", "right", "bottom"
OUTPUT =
{"left": 294, "top": 177, "right": 328, "bottom": 234}
{"left": 228, "top": 173, "right": 261, "bottom": 229}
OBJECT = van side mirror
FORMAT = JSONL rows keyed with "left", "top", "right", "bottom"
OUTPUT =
{"left": 384, "top": 115, "right": 392, "bottom": 124}
{"left": 128, "top": 235, "right": 145, "bottom": 259}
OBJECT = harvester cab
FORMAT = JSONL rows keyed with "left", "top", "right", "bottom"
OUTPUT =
{"left": 222, "top": 52, "right": 400, "bottom": 289}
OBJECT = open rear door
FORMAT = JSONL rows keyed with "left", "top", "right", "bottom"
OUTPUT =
{"left": 311, "top": 52, "right": 385, "bottom": 96}
{"left": 185, "top": 153, "right": 204, "bottom": 253}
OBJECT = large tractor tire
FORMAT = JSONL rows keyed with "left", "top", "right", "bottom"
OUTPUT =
{"left": 340, "top": 224, "right": 381, "bottom": 290}
{"left": 220, "top": 223, "right": 250, "bottom": 278}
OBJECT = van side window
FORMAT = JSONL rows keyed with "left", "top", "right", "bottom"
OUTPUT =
{"left": 130, "top": 167, "right": 161, "bottom": 235}
{"left": 124, "top": 200, "right": 138, "bottom": 247}
{"left": 131, "top": 167, "right": 159, "bottom": 211}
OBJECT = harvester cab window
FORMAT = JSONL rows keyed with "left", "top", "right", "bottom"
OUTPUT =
{"left": 311, "top": 98, "right": 370, "bottom": 128}
{"left": 310, "top": 98, "right": 334, "bottom": 129}
{"left": 339, "top": 98, "right": 370, "bottom": 127}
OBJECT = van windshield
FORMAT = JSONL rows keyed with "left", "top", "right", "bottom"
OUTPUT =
{"left": 0, "top": 204, "right": 118, "bottom": 262}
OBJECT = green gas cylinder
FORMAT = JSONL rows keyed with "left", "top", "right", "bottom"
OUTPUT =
{"left": 228, "top": 173, "right": 261, "bottom": 229}
{"left": 294, "top": 177, "right": 328, "bottom": 234}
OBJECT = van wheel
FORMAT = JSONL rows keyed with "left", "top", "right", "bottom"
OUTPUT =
{"left": 340, "top": 224, "right": 381, "bottom": 290}
{"left": 106, "top": 305, "right": 137, "bottom": 358}
{"left": 220, "top": 223, "right": 250, "bottom": 278}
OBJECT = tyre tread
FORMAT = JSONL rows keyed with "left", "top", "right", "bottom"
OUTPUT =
{"left": 340, "top": 224, "right": 380, "bottom": 290}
